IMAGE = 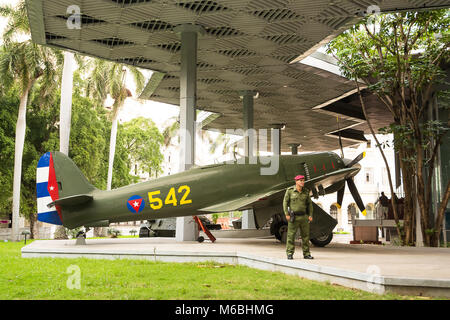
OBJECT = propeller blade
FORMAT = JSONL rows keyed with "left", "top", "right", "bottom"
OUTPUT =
{"left": 337, "top": 185, "right": 345, "bottom": 210}
{"left": 346, "top": 151, "right": 366, "bottom": 168}
{"left": 346, "top": 178, "right": 366, "bottom": 216}
{"left": 338, "top": 136, "right": 344, "bottom": 159}
{"left": 337, "top": 116, "right": 344, "bottom": 159}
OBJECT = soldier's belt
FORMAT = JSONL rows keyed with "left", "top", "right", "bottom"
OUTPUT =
{"left": 293, "top": 211, "right": 307, "bottom": 216}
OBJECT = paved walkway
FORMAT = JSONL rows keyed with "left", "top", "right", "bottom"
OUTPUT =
{"left": 22, "top": 235, "right": 450, "bottom": 297}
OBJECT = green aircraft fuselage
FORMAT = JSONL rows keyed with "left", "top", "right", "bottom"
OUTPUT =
{"left": 38, "top": 151, "right": 361, "bottom": 232}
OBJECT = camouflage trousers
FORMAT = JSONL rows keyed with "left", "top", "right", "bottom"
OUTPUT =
{"left": 286, "top": 215, "right": 310, "bottom": 257}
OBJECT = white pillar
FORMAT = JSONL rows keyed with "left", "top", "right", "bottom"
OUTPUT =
{"left": 270, "top": 124, "right": 283, "bottom": 156}
{"left": 240, "top": 90, "right": 257, "bottom": 161}
{"left": 174, "top": 24, "right": 205, "bottom": 241}
{"left": 60, "top": 51, "right": 75, "bottom": 156}
{"left": 240, "top": 91, "right": 257, "bottom": 229}
{"left": 288, "top": 143, "right": 300, "bottom": 155}
{"left": 53, "top": 51, "right": 75, "bottom": 240}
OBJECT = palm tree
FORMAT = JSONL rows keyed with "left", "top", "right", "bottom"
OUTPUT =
{"left": 59, "top": 51, "right": 75, "bottom": 156}
{"left": 161, "top": 116, "right": 180, "bottom": 175}
{"left": 52, "top": 51, "right": 76, "bottom": 241}
{"left": 82, "top": 59, "right": 144, "bottom": 237}
{"left": 0, "top": 1, "right": 61, "bottom": 241}
{"left": 162, "top": 116, "right": 180, "bottom": 148}
{"left": 84, "top": 59, "right": 145, "bottom": 191}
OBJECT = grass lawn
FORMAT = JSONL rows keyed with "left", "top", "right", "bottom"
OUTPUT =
{"left": 0, "top": 240, "right": 433, "bottom": 300}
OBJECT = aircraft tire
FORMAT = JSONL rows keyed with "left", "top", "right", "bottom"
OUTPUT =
{"left": 310, "top": 233, "right": 333, "bottom": 247}
{"left": 76, "top": 231, "right": 86, "bottom": 238}
{"left": 197, "top": 236, "right": 205, "bottom": 243}
{"left": 271, "top": 221, "right": 288, "bottom": 242}
{"left": 279, "top": 224, "right": 288, "bottom": 244}
{"left": 139, "top": 227, "right": 150, "bottom": 238}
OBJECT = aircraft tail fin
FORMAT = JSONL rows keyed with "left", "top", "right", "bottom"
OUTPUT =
{"left": 36, "top": 152, "right": 96, "bottom": 225}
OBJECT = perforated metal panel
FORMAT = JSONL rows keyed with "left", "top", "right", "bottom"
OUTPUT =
{"left": 26, "top": 0, "right": 450, "bottom": 151}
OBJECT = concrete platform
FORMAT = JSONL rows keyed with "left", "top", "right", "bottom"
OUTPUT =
{"left": 21, "top": 235, "right": 450, "bottom": 298}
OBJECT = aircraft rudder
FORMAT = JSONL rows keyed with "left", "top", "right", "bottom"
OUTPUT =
{"left": 36, "top": 151, "right": 97, "bottom": 226}
{"left": 36, "top": 152, "right": 63, "bottom": 225}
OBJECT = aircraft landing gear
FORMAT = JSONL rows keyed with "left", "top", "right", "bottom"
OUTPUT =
{"left": 76, "top": 227, "right": 90, "bottom": 238}
{"left": 270, "top": 214, "right": 288, "bottom": 243}
{"left": 76, "top": 231, "right": 87, "bottom": 238}
{"left": 75, "top": 227, "right": 90, "bottom": 245}
{"left": 310, "top": 232, "right": 333, "bottom": 247}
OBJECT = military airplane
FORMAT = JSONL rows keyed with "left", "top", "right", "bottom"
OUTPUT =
{"left": 36, "top": 150, "right": 366, "bottom": 246}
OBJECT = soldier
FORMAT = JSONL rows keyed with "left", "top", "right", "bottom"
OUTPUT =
{"left": 283, "top": 175, "right": 314, "bottom": 260}
{"left": 375, "top": 192, "right": 389, "bottom": 219}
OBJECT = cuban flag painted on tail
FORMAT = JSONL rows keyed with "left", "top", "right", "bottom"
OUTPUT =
{"left": 36, "top": 152, "right": 63, "bottom": 225}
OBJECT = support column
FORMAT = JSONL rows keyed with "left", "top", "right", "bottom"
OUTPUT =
{"left": 288, "top": 143, "right": 300, "bottom": 155}
{"left": 174, "top": 24, "right": 205, "bottom": 242}
{"left": 239, "top": 90, "right": 257, "bottom": 161}
{"left": 60, "top": 51, "right": 75, "bottom": 156}
{"left": 270, "top": 124, "right": 284, "bottom": 155}
{"left": 54, "top": 51, "right": 75, "bottom": 239}
{"left": 240, "top": 91, "right": 257, "bottom": 229}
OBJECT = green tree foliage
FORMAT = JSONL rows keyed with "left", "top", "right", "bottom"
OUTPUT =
{"left": 69, "top": 96, "right": 110, "bottom": 189}
{"left": 0, "top": 1, "right": 163, "bottom": 238}
{"left": 0, "top": 83, "right": 165, "bottom": 235}
{"left": 0, "top": 0, "right": 63, "bottom": 240}
{"left": 328, "top": 9, "right": 450, "bottom": 246}
{"left": 82, "top": 58, "right": 145, "bottom": 190}
{"left": 0, "top": 93, "right": 19, "bottom": 213}
{"left": 119, "top": 117, "right": 164, "bottom": 177}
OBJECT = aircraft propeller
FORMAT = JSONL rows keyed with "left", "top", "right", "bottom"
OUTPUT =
{"left": 337, "top": 116, "right": 344, "bottom": 159}
{"left": 336, "top": 152, "right": 367, "bottom": 216}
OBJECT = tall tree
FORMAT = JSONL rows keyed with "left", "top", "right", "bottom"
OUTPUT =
{"left": 0, "top": 93, "right": 19, "bottom": 218}
{"left": 0, "top": 1, "right": 62, "bottom": 240}
{"left": 120, "top": 117, "right": 164, "bottom": 179}
{"left": 328, "top": 9, "right": 450, "bottom": 246}
{"left": 84, "top": 59, "right": 145, "bottom": 191}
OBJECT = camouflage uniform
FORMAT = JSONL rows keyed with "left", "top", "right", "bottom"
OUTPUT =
{"left": 283, "top": 186, "right": 313, "bottom": 257}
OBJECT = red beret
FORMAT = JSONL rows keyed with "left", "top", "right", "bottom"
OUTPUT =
{"left": 295, "top": 175, "right": 305, "bottom": 180}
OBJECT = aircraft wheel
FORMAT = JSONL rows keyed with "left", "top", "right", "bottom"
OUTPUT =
{"left": 197, "top": 236, "right": 205, "bottom": 243}
{"left": 279, "top": 225, "right": 288, "bottom": 244}
{"left": 139, "top": 227, "right": 150, "bottom": 238}
{"left": 76, "top": 231, "right": 86, "bottom": 238}
{"left": 271, "top": 221, "right": 287, "bottom": 242}
{"left": 310, "top": 233, "right": 333, "bottom": 247}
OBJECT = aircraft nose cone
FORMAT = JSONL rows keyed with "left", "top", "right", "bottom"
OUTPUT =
{"left": 343, "top": 158, "right": 361, "bottom": 171}
{"left": 343, "top": 158, "right": 352, "bottom": 167}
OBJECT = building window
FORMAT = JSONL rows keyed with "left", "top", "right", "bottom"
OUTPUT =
{"left": 365, "top": 168, "right": 373, "bottom": 184}
{"left": 382, "top": 168, "right": 389, "bottom": 186}
{"left": 366, "top": 203, "right": 375, "bottom": 219}
{"left": 348, "top": 203, "right": 358, "bottom": 223}
{"left": 330, "top": 204, "right": 338, "bottom": 220}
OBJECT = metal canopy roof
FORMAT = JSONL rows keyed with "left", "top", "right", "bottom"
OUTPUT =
{"left": 26, "top": 0, "right": 450, "bottom": 151}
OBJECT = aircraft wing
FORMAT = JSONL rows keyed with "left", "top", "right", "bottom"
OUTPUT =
{"left": 198, "top": 188, "right": 287, "bottom": 213}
